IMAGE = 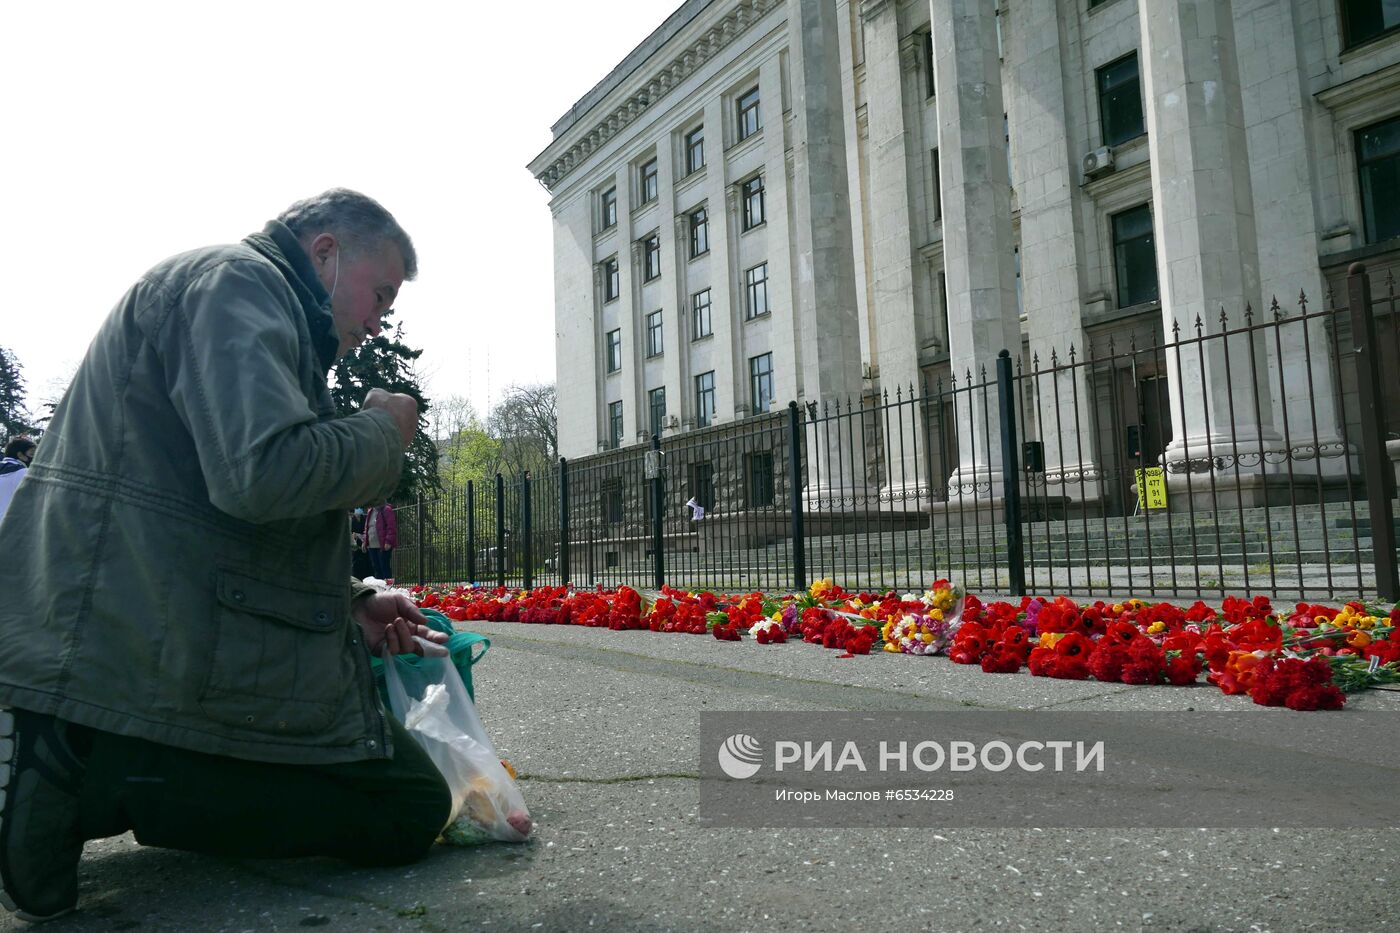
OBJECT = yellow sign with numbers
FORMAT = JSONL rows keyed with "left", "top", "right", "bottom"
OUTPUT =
{"left": 1134, "top": 467, "right": 1168, "bottom": 510}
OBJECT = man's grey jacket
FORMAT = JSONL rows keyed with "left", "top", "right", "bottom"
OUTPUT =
{"left": 0, "top": 221, "right": 404, "bottom": 764}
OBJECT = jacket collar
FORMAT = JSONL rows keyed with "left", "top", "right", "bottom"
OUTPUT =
{"left": 244, "top": 220, "right": 340, "bottom": 373}
{"left": 0, "top": 458, "right": 26, "bottom": 477}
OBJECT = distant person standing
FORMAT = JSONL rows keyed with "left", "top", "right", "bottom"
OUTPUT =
{"left": 350, "top": 508, "right": 374, "bottom": 580}
{"left": 0, "top": 436, "right": 36, "bottom": 526}
{"left": 367, "top": 501, "right": 397, "bottom": 580}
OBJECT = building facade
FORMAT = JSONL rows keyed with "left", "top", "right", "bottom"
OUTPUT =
{"left": 529, "top": 0, "right": 1400, "bottom": 513}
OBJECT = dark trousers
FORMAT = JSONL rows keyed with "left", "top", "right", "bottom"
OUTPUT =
{"left": 77, "top": 715, "right": 450, "bottom": 866}
{"left": 368, "top": 548, "right": 393, "bottom": 580}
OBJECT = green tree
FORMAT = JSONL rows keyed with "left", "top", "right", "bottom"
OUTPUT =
{"left": 429, "top": 395, "right": 500, "bottom": 490}
{"left": 328, "top": 314, "right": 440, "bottom": 503}
{"left": 0, "top": 347, "right": 37, "bottom": 441}
{"left": 487, "top": 383, "right": 557, "bottom": 479}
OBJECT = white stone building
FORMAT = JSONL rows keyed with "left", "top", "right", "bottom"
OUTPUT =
{"left": 529, "top": 0, "right": 1400, "bottom": 515}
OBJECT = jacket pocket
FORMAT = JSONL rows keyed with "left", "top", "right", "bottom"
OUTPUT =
{"left": 198, "top": 569, "right": 355, "bottom": 736}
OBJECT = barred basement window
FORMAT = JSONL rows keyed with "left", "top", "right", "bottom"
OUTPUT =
{"left": 746, "top": 450, "right": 775, "bottom": 508}
{"left": 602, "top": 479, "right": 623, "bottom": 522}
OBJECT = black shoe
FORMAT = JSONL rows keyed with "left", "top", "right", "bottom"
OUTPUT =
{"left": 0, "top": 707, "right": 86, "bottom": 922}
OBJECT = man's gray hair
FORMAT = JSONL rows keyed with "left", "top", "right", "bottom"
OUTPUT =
{"left": 277, "top": 188, "right": 418, "bottom": 280}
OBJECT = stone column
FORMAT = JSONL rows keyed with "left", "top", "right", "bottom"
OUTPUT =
{"left": 1232, "top": 0, "right": 1346, "bottom": 475}
{"left": 1140, "top": 0, "right": 1283, "bottom": 501}
{"left": 862, "top": 0, "right": 927, "bottom": 506}
{"left": 930, "top": 0, "right": 1021, "bottom": 503}
{"left": 625, "top": 238, "right": 646, "bottom": 443}
{"left": 667, "top": 211, "right": 689, "bottom": 436}
{"left": 790, "top": 0, "right": 868, "bottom": 505}
{"left": 641, "top": 132, "right": 679, "bottom": 444}
{"left": 759, "top": 53, "right": 799, "bottom": 410}
{"left": 1007, "top": 0, "right": 1100, "bottom": 504}
{"left": 702, "top": 97, "right": 738, "bottom": 429}
{"left": 614, "top": 172, "right": 640, "bottom": 446}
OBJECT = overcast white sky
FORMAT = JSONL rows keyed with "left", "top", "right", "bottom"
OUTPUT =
{"left": 1, "top": 0, "right": 676, "bottom": 422}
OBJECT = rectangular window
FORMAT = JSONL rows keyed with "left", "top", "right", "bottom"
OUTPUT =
{"left": 930, "top": 148, "right": 941, "bottom": 222}
{"left": 923, "top": 31, "right": 936, "bottom": 98}
{"left": 646, "top": 309, "right": 664, "bottom": 357}
{"left": 1358, "top": 114, "right": 1400, "bottom": 244}
{"left": 643, "top": 234, "right": 661, "bottom": 280}
{"left": 690, "top": 207, "right": 709, "bottom": 257}
{"left": 685, "top": 126, "right": 705, "bottom": 174}
{"left": 746, "top": 451, "right": 775, "bottom": 508}
{"left": 605, "top": 328, "right": 622, "bottom": 373}
{"left": 1342, "top": 0, "right": 1400, "bottom": 48}
{"left": 691, "top": 289, "right": 713, "bottom": 339}
{"left": 737, "top": 86, "right": 761, "bottom": 140}
{"left": 689, "top": 461, "right": 715, "bottom": 511}
{"left": 745, "top": 263, "right": 770, "bottom": 319}
{"left": 648, "top": 387, "right": 667, "bottom": 439}
{"left": 695, "top": 371, "right": 716, "bottom": 427}
{"left": 749, "top": 352, "right": 774, "bottom": 414}
{"left": 1112, "top": 203, "right": 1160, "bottom": 309}
{"left": 602, "top": 479, "right": 623, "bottom": 523}
{"left": 603, "top": 256, "right": 619, "bottom": 301}
{"left": 742, "top": 175, "right": 766, "bottom": 230}
{"left": 607, "top": 401, "right": 624, "bottom": 451}
{"left": 640, "top": 158, "right": 658, "bottom": 203}
{"left": 1097, "top": 53, "right": 1145, "bottom": 147}
{"left": 601, "top": 187, "right": 617, "bottom": 229}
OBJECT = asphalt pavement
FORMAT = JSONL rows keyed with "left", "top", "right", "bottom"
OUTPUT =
{"left": 6, "top": 620, "right": 1398, "bottom": 933}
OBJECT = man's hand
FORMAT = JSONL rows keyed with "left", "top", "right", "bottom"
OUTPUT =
{"left": 352, "top": 590, "right": 450, "bottom": 656}
{"left": 363, "top": 388, "right": 418, "bottom": 446}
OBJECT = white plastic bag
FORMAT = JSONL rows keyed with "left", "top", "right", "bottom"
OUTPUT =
{"left": 383, "top": 637, "right": 532, "bottom": 844}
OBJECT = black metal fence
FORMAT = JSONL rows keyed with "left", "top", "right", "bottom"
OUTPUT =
{"left": 395, "top": 265, "right": 1400, "bottom": 602}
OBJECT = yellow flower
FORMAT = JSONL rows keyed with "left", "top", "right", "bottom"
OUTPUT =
{"left": 1038, "top": 632, "right": 1066, "bottom": 649}
{"left": 1347, "top": 630, "right": 1372, "bottom": 648}
{"left": 920, "top": 632, "right": 934, "bottom": 644}
{"left": 1111, "top": 604, "right": 1123, "bottom": 614}
{"left": 1147, "top": 620, "right": 1166, "bottom": 635}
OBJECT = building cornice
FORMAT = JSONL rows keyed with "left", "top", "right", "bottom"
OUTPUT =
{"left": 529, "top": 0, "right": 780, "bottom": 194}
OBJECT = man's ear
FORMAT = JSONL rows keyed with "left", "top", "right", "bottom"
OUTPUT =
{"left": 309, "top": 232, "right": 338, "bottom": 269}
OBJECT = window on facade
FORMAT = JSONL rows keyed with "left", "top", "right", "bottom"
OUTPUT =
{"left": 746, "top": 451, "right": 775, "bottom": 508}
{"left": 607, "top": 401, "right": 624, "bottom": 451}
{"left": 690, "top": 207, "right": 709, "bottom": 257}
{"left": 606, "top": 328, "right": 622, "bottom": 373}
{"left": 648, "top": 388, "right": 667, "bottom": 440}
{"left": 646, "top": 310, "right": 663, "bottom": 357}
{"left": 643, "top": 234, "right": 661, "bottom": 280}
{"left": 737, "top": 86, "right": 761, "bottom": 140}
{"left": 1097, "top": 53, "right": 1145, "bottom": 147}
{"left": 603, "top": 256, "right": 619, "bottom": 301}
{"left": 695, "top": 371, "right": 716, "bottom": 427}
{"left": 640, "top": 158, "right": 658, "bottom": 203}
{"left": 742, "top": 174, "right": 766, "bottom": 230}
{"left": 1112, "top": 203, "right": 1160, "bottom": 309}
{"left": 749, "top": 352, "right": 774, "bottom": 414}
{"left": 686, "top": 126, "right": 706, "bottom": 174}
{"left": 1342, "top": 0, "right": 1400, "bottom": 47}
{"left": 602, "top": 479, "right": 623, "bottom": 523}
{"left": 1358, "top": 114, "right": 1400, "bottom": 244}
{"left": 689, "top": 461, "right": 715, "bottom": 511}
{"left": 601, "top": 187, "right": 617, "bottom": 229}
{"left": 923, "top": 31, "right": 936, "bottom": 98}
{"left": 691, "top": 289, "right": 713, "bottom": 339}
{"left": 930, "top": 148, "right": 942, "bottom": 222}
{"left": 745, "top": 263, "right": 770, "bottom": 319}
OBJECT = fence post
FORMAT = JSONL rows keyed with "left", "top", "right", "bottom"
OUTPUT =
{"left": 559, "top": 458, "right": 570, "bottom": 587}
{"left": 651, "top": 433, "right": 665, "bottom": 590}
{"left": 1347, "top": 263, "right": 1399, "bottom": 601}
{"left": 495, "top": 473, "right": 506, "bottom": 589}
{"left": 996, "top": 350, "right": 1025, "bottom": 596}
{"left": 788, "top": 401, "right": 807, "bottom": 592}
{"left": 523, "top": 471, "right": 534, "bottom": 590}
{"left": 466, "top": 481, "right": 476, "bottom": 585}
{"left": 415, "top": 496, "right": 425, "bottom": 586}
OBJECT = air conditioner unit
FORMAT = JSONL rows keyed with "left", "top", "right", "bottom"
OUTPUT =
{"left": 667, "top": 415, "right": 680, "bottom": 428}
{"left": 1083, "top": 146, "right": 1114, "bottom": 178}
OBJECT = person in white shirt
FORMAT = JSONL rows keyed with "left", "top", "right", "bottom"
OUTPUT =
{"left": 0, "top": 436, "right": 36, "bottom": 526}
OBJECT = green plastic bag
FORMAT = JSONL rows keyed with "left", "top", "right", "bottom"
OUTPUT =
{"left": 370, "top": 607, "right": 489, "bottom": 708}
